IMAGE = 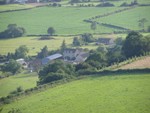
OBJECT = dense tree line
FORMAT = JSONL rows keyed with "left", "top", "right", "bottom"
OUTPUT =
{"left": 38, "top": 60, "right": 75, "bottom": 84}
{"left": 0, "top": 24, "right": 26, "bottom": 39}
{"left": 122, "top": 31, "right": 150, "bottom": 58}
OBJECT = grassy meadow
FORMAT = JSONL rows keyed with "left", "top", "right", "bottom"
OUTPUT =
{"left": 0, "top": 7, "right": 121, "bottom": 35}
{"left": 1, "top": 73, "right": 150, "bottom": 113}
{"left": 0, "top": 4, "right": 34, "bottom": 12}
{"left": 0, "top": 72, "right": 38, "bottom": 97}
{"left": 95, "top": 7, "right": 150, "bottom": 31}
{"left": 0, "top": 36, "right": 73, "bottom": 55}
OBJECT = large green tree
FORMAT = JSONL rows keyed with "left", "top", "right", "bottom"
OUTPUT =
{"left": 37, "top": 46, "right": 49, "bottom": 59}
{"left": 47, "top": 27, "right": 55, "bottom": 35}
{"left": 2, "top": 59, "right": 22, "bottom": 74}
{"left": 0, "top": 24, "right": 26, "bottom": 39}
{"left": 122, "top": 31, "right": 150, "bottom": 58}
{"left": 60, "top": 40, "right": 67, "bottom": 52}
{"left": 15, "top": 45, "right": 29, "bottom": 59}
{"left": 38, "top": 60, "right": 75, "bottom": 84}
{"left": 72, "top": 37, "right": 81, "bottom": 46}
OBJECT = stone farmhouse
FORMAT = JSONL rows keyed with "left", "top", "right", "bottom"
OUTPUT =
{"left": 63, "top": 48, "right": 89, "bottom": 64}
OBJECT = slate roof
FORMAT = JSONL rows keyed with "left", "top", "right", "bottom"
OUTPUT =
{"left": 46, "top": 53, "right": 62, "bottom": 60}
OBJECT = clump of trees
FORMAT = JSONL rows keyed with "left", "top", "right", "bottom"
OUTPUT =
{"left": 122, "top": 31, "right": 150, "bottom": 58}
{"left": 37, "top": 46, "right": 49, "bottom": 59}
{"left": 1, "top": 59, "right": 22, "bottom": 75}
{"left": 38, "top": 60, "right": 75, "bottom": 85}
{"left": 120, "top": 0, "right": 138, "bottom": 7}
{"left": 7, "top": 45, "right": 29, "bottom": 60}
{"left": 72, "top": 33, "right": 95, "bottom": 46}
{"left": 0, "top": 24, "right": 26, "bottom": 39}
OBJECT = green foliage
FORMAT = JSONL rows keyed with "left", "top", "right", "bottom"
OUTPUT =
{"left": 72, "top": 37, "right": 81, "bottom": 46}
{"left": 2, "top": 59, "right": 22, "bottom": 74}
{"left": 0, "top": 24, "right": 25, "bottom": 39}
{"left": 15, "top": 45, "right": 29, "bottom": 59}
{"left": 8, "top": 108, "right": 22, "bottom": 113}
{"left": 122, "top": 31, "right": 150, "bottom": 58}
{"left": 107, "top": 45, "right": 125, "bottom": 65}
{"left": 38, "top": 60, "right": 75, "bottom": 84}
{"left": 81, "top": 33, "right": 95, "bottom": 43}
{"left": 47, "top": 27, "right": 55, "bottom": 36}
{"left": 60, "top": 40, "right": 67, "bottom": 52}
{"left": 37, "top": 46, "right": 49, "bottom": 59}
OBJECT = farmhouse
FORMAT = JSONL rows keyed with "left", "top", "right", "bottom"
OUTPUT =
{"left": 63, "top": 48, "right": 89, "bottom": 64}
{"left": 97, "top": 38, "right": 114, "bottom": 45}
{"left": 42, "top": 53, "right": 62, "bottom": 65}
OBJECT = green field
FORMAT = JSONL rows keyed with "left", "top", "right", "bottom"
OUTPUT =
{"left": 0, "top": 4, "right": 34, "bottom": 12}
{"left": 0, "top": 7, "right": 122, "bottom": 35}
{"left": 1, "top": 73, "right": 150, "bottom": 113}
{"left": 95, "top": 7, "right": 150, "bottom": 31}
{"left": 0, "top": 36, "right": 73, "bottom": 55}
{"left": 0, "top": 72, "right": 38, "bottom": 97}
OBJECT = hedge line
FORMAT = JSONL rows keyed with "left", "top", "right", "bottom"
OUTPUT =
{"left": 0, "top": 68, "right": 150, "bottom": 105}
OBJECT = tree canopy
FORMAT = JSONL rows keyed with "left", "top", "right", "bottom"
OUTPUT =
{"left": 122, "top": 31, "right": 150, "bottom": 58}
{"left": 2, "top": 59, "right": 22, "bottom": 74}
{"left": 0, "top": 24, "right": 26, "bottom": 39}
{"left": 37, "top": 46, "right": 49, "bottom": 59}
{"left": 38, "top": 60, "right": 75, "bottom": 84}
{"left": 47, "top": 27, "right": 55, "bottom": 35}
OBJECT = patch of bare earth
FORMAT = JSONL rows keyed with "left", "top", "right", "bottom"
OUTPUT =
{"left": 118, "top": 56, "right": 150, "bottom": 69}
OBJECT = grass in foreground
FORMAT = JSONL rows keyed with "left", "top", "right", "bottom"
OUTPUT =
{"left": 1, "top": 73, "right": 150, "bottom": 113}
{"left": 0, "top": 72, "right": 38, "bottom": 97}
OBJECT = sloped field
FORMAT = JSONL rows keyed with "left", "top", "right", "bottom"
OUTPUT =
{"left": 118, "top": 56, "right": 150, "bottom": 70}
{"left": 1, "top": 73, "right": 150, "bottom": 113}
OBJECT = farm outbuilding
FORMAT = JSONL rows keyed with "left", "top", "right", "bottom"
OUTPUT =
{"left": 42, "top": 53, "right": 63, "bottom": 65}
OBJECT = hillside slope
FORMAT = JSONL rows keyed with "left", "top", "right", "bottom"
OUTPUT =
{"left": 1, "top": 73, "right": 150, "bottom": 113}
{"left": 117, "top": 56, "right": 150, "bottom": 70}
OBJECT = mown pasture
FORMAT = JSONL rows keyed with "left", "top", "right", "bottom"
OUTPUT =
{"left": 0, "top": 36, "right": 73, "bottom": 55}
{"left": 0, "top": 4, "right": 34, "bottom": 12}
{"left": 0, "top": 72, "right": 38, "bottom": 97}
{"left": 1, "top": 73, "right": 150, "bottom": 113}
{"left": 0, "top": 7, "right": 122, "bottom": 35}
{"left": 95, "top": 7, "right": 150, "bottom": 31}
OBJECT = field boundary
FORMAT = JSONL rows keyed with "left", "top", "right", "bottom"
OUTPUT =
{"left": 83, "top": 6, "right": 137, "bottom": 31}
